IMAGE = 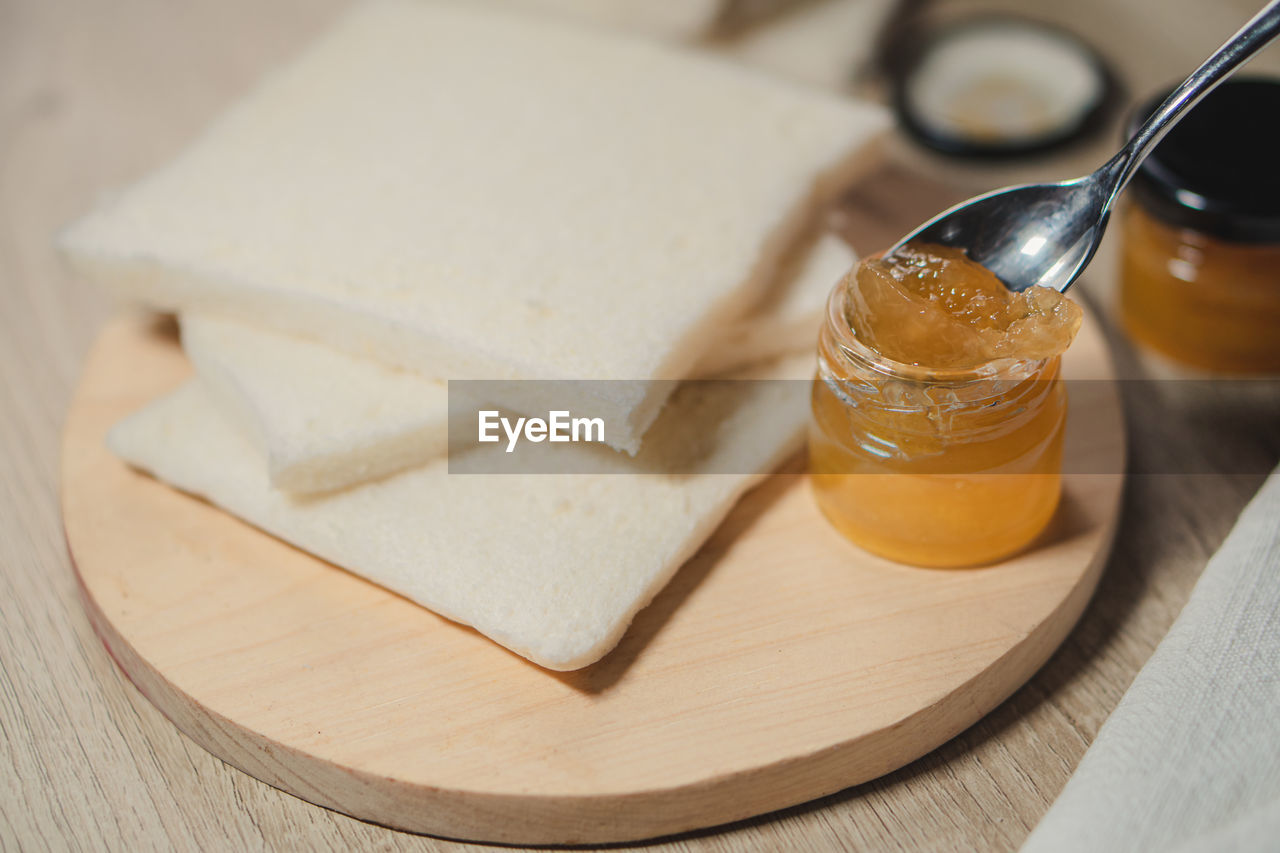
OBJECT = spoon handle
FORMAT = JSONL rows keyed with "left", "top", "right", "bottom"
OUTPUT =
{"left": 1105, "top": 0, "right": 1280, "bottom": 200}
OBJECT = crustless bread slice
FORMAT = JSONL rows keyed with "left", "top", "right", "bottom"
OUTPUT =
{"left": 180, "top": 234, "right": 851, "bottom": 494}
{"left": 108, "top": 356, "right": 811, "bottom": 670}
{"left": 60, "top": 0, "right": 888, "bottom": 453}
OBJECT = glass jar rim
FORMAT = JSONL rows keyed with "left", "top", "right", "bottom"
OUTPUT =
{"left": 822, "top": 274, "right": 1051, "bottom": 387}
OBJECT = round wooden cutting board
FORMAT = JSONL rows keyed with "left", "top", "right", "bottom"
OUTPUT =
{"left": 62, "top": 307, "right": 1123, "bottom": 845}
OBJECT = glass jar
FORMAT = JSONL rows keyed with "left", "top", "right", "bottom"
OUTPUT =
{"left": 1119, "top": 78, "right": 1280, "bottom": 373}
{"left": 809, "top": 279, "right": 1068, "bottom": 568}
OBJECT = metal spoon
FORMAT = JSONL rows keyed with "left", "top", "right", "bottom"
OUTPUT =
{"left": 888, "top": 0, "right": 1280, "bottom": 292}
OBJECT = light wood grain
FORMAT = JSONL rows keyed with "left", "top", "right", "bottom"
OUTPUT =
{"left": 59, "top": 308, "right": 1121, "bottom": 844}
{"left": 4, "top": 0, "right": 1280, "bottom": 850}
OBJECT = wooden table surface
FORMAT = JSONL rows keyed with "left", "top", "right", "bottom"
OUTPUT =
{"left": 3, "top": 1, "right": 1278, "bottom": 850}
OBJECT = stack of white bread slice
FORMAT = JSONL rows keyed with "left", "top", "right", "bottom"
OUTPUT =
{"left": 61, "top": 0, "right": 889, "bottom": 670}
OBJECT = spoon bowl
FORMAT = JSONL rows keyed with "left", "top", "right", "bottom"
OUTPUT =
{"left": 891, "top": 169, "right": 1118, "bottom": 292}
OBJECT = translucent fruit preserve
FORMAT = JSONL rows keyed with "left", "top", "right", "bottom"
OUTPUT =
{"left": 810, "top": 243, "right": 1083, "bottom": 567}
{"left": 1120, "top": 204, "right": 1280, "bottom": 373}
{"left": 1117, "top": 80, "right": 1280, "bottom": 374}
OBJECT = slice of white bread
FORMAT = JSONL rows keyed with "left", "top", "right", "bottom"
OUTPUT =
{"left": 181, "top": 315, "right": 452, "bottom": 494}
{"left": 107, "top": 357, "right": 811, "bottom": 670}
{"left": 59, "top": 0, "right": 888, "bottom": 454}
{"left": 181, "top": 234, "right": 852, "bottom": 494}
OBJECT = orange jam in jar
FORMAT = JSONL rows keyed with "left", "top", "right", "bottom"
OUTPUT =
{"left": 1119, "top": 79, "right": 1280, "bottom": 373}
{"left": 809, "top": 243, "right": 1083, "bottom": 567}
{"left": 1120, "top": 205, "right": 1280, "bottom": 372}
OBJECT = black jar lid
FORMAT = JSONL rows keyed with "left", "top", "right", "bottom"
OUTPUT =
{"left": 1129, "top": 78, "right": 1280, "bottom": 243}
{"left": 890, "top": 15, "right": 1120, "bottom": 159}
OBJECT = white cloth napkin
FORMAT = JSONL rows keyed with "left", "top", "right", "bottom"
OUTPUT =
{"left": 1021, "top": 466, "right": 1280, "bottom": 853}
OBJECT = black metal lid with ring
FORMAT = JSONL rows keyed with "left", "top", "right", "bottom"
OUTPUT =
{"left": 1128, "top": 77, "right": 1280, "bottom": 244}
